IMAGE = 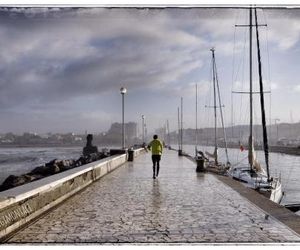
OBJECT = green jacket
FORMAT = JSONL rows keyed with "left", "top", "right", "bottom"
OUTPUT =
{"left": 148, "top": 139, "right": 163, "bottom": 155}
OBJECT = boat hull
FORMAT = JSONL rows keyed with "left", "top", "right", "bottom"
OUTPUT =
{"left": 270, "top": 178, "right": 283, "bottom": 204}
{"left": 228, "top": 167, "right": 283, "bottom": 204}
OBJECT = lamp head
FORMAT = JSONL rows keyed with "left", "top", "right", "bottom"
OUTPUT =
{"left": 120, "top": 87, "right": 127, "bottom": 94}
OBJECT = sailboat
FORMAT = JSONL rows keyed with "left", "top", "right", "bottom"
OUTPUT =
{"left": 203, "top": 48, "right": 230, "bottom": 173}
{"left": 228, "top": 8, "right": 283, "bottom": 204}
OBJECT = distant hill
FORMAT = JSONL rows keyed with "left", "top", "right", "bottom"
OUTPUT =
{"left": 166, "top": 122, "right": 300, "bottom": 146}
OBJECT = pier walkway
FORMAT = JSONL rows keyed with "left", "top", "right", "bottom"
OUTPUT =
{"left": 7, "top": 149, "right": 300, "bottom": 243}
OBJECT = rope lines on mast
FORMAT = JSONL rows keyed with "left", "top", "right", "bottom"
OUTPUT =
{"left": 262, "top": 9, "right": 273, "bottom": 141}
{"left": 213, "top": 49, "right": 230, "bottom": 165}
{"left": 254, "top": 7, "right": 271, "bottom": 181}
{"left": 231, "top": 9, "right": 239, "bottom": 140}
{"left": 231, "top": 9, "right": 250, "bottom": 165}
{"left": 204, "top": 52, "right": 213, "bottom": 147}
{"left": 206, "top": 48, "right": 230, "bottom": 165}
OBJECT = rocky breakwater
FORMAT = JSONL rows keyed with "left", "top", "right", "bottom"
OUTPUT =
{"left": 0, "top": 150, "right": 109, "bottom": 192}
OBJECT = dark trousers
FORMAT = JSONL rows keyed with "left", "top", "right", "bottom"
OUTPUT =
{"left": 152, "top": 155, "right": 161, "bottom": 176}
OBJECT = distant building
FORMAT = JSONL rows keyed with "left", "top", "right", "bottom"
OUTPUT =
{"left": 107, "top": 122, "right": 137, "bottom": 139}
{"left": 102, "top": 122, "right": 138, "bottom": 146}
{"left": 126, "top": 122, "right": 138, "bottom": 139}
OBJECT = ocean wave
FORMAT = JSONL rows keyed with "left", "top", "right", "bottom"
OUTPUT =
{"left": 0, "top": 155, "right": 39, "bottom": 164}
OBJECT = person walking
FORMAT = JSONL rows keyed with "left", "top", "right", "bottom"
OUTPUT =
{"left": 147, "top": 134, "right": 163, "bottom": 179}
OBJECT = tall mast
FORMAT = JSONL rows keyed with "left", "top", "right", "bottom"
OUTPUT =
{"left": 195, "top": 84, "right": 198, "bottom": 155}
{"left": 177, "top": 107, "right": 180, "bottom": 151}
{"left": 166, "top": 119, "right": 170, "bottom": 147}
{"left": 248, "top": 7, "right": 254, "bottom": 170}
{"left": 181, "top": 97, "right": 183, "bottom": 152}
{"left": 211, "top": 48, "right": 218, "bottom": 164}
{"left": 254, "top": 8, "right": 270, "bottom": 181}
{"left": 214, "top": 50, "right": 230, "bottom": 165}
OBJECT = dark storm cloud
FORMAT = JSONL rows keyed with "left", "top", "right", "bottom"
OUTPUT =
{"left": 0, "top": 7, "right": 300, "bottom": 132}
{"left": 0, "top": 7, "right": 205, "bottom": 110}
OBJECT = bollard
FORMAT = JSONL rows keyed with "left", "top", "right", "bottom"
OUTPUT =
{"left": 196, "top": 156, "right": 205, "bottom": 172}
{"left": 128, "top": 149, "right": 134, "bottom": 162}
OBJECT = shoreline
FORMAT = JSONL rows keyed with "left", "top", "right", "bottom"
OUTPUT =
{"left": 0, "top": 143, "right": 300, "bottom": 156}
{"left": 226, "top": 144, "right": 300, "bottom": 156}
{"left": 0, "top": 144, "right": 118, "bottom": 149}
{"left": 190, "top": 143, "right": 300, "bottom": 156}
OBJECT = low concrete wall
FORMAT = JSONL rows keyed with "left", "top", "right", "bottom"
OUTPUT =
{"left": 133, "top": 147, "right": 146, "bottom": 158}
{"left": 0, "top": 148, "right": 145, "bottom": 241}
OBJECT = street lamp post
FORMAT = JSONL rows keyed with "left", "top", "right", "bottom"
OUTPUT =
{"left": 120, "top": 87, "right": 127, "bottom": 149}
{"left": 142, "top": 115, "right": 145, "bottom": 145}
{"left": 275, "top": 118, "right": 280, "bottom": 144}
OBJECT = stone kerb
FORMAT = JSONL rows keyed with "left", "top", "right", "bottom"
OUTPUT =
{"left": 0, "top": 148, "right": 144, "bottom": 241}
{"left": 133, "top": 148, "right": 146, "bottom": 157}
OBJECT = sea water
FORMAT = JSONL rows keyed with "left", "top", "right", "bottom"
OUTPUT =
{"left": 0, "top": 146, "right": 82, "bottom": 184}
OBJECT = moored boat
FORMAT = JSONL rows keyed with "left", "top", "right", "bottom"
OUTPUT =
{"left": 228, "top": 7, "right": 283, "bottom": 204}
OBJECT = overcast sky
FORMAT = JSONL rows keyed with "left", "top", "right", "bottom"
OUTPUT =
{"left": 0, "top": 6, "right": 299, "bottom": 134}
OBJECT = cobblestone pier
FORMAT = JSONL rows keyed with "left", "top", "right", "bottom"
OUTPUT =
{"left": 6, "top": 149, "right": 300, "bottom": 243}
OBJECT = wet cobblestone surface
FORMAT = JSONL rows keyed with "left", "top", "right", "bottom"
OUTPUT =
{"left": 8, "top": 150, "right": 300, "bottom": 243}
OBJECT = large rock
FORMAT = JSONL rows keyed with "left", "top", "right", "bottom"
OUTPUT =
{"left": 0, "top": 174, "right": 40, "bottom": 191}
{"left": 58, "top": 159, "right": 75, "bottom": 171}
{"left": 0, "top": 149, "right": 110, "bottom": 192}
{"left": 48, "top": 164, "right": 60, "bottom": 174}
{"left": 0, "top": 175, "right": 25, "bottom": 191}
{"left": 31, "top": 165, "right": 50, "bottom": 176}
{"left": 74, "top": 157, "right": 85, "bottom": 167}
